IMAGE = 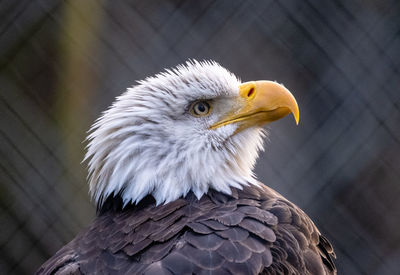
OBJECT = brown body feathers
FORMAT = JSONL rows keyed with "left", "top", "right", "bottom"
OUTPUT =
{"left": 36, "top": 184, "right": 336, "bottom": 275}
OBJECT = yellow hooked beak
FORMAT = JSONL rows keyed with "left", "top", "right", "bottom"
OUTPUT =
{"left": 210, "top": 81, "right": 299, "bottom": 132}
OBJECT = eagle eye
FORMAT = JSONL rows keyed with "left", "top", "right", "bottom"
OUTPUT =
{"left": 190, "top": 100, "right": 212, "bottom": 117}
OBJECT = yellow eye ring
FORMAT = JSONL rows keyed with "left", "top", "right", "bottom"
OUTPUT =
{"left": 190, "top": 101, "right": 212, "bottom": 117}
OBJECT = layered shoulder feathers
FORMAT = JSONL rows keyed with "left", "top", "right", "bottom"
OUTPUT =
{"left": 37, "top": 184, "right": 336, "bottom": 275}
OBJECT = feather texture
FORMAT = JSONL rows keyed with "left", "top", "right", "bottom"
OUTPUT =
{"left": 36, "top": 184, "right": 336, "bottom": 275}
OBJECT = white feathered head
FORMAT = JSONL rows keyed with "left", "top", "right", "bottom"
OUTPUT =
{"left": 85, "top": 60, "right": 299, "bottom": 206}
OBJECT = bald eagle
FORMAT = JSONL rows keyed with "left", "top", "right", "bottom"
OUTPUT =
{"left": 37, "top": 61, "right": 336, "bottom": 274}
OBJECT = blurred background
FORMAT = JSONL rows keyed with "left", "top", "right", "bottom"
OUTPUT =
{"left": 1, "top": 0, "right": 399, "bottom": 274}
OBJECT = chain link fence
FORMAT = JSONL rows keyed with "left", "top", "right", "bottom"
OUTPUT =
{"left": 1, "top": 0, "right": 399, "bottom": 274}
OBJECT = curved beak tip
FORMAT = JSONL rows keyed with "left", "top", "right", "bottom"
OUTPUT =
{"left": 292, "top": 106, "right": 300, "bottom": 125}
{"left": 294, "top": 112, "right": 300, "bottom": 125}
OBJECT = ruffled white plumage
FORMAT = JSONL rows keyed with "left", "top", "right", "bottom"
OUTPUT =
{"left": 84, "top": 60, "right": 266, "bottom": 206}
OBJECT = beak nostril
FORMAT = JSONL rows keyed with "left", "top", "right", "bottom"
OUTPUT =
{"left": 247, "top": 87, "right": 255, "bottom": 98}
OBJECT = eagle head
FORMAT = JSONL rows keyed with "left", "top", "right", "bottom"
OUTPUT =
{"left": 85, "top": 60, "right": 299, "bottom": 206}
